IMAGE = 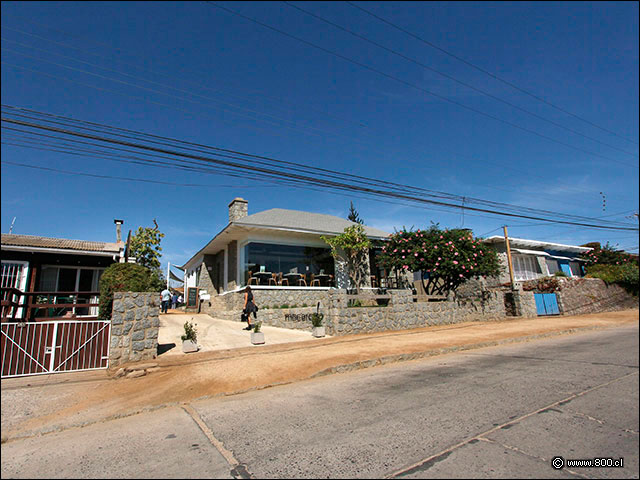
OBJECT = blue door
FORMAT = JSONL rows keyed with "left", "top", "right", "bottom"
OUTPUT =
{"left": 543, "top": 293, "right": 560, "bottom": 315}
{"left": 534, "top": 293, "right": 547, "bottom": 315}
{"left": 534, "top": 293, "right": 560, "bottom": 315}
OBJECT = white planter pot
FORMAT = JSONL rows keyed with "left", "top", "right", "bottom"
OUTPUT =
{"left": 182, "top": 339, "right": 199, "bottom": 353}
{"left": 312, "top": 326, "right": 325, "bottom": 338}
{"left": 251, "top": 332, "right": 265, "bottom": 345}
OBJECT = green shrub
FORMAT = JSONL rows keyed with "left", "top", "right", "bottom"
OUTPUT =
{"left": 98, "top": 263, "right": 157, "bottom": 319}
{"left": 253, "top": 321, "right": 262, "bottom": 333}
{"left": 311, "top": 313, "right": 324, "bottom": 327}
{"left": 586, "top": 264, "right": 639, "bottom": 296}
{"left": 181, "top": 321, "right": 198, "bottom": 343}
{"left": 553, "top": 271, "right": 568, "bottom": 277}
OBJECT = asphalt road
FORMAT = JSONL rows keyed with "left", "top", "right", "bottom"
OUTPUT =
{"left": 2, "top": 325, "right": 638, "bottom": 479}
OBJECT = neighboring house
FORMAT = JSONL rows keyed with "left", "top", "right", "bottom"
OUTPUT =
{"left": 1, "top": 220, "right": 127, "bottom": 321}
{"left": 181, "top": 198, "right": 390, "bottom": 298}
{"left": 482, "top": 236, "right": 592, "bottom": 283}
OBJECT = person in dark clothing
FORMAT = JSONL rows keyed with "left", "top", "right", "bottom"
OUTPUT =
{"left": 243, "top": 286, "right": 258, "bottom": 331}
{"left": 171, "top": 293, "right": 178, "bottom": 310}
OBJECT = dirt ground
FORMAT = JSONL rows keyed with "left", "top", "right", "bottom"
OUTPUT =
{"left": 2, "top": 309, "right": 638, "bottom": 442}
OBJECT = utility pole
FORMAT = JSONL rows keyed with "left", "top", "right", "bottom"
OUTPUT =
{"left": 503, "top": 226, "right": 515, "bottom": 289}
{"left": 167, "top": 262, "right": 170, "bottom": 290}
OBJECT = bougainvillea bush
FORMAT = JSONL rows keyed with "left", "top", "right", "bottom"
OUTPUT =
{"left": 377, "top": 225, "right": 500, "bottom": 296}
{"left": 582, "top": 242, "right": 638, "bottom": 267}
{"left": 582, "top": 242, "right": 638, "bottom": 295}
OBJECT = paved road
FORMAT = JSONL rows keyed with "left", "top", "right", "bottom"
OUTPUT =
{"left": 2, "top": 325, "right": 638, "bottom": 479}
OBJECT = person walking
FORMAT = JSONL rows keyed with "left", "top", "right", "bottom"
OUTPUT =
{"left": 171, "top": 293, "right": 178, "bottom": 310}
{"left": 161, "top": 287, "right": 171, "bottom": 314}
{"left": 242, "top": 286, "right": 258, "bottom": 330}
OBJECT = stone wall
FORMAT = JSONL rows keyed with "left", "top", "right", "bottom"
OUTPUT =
{"left": 556, "top": 278, "right": 638, "bottom": 315}
{"left": 324, "top": 289, "right": 509, "bottom": 336}
{"left": 217, "top": 288, "right": 329, "bottom": 311}
{"left": 512, "top": 290, "right": 538, "bottom": 318}
{"left": 109, "top": 292, "right": 160, "bottom": 367}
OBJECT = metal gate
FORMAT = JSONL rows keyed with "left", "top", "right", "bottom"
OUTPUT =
{"left": 534, "top": 293, "right": 560, "bottom": 316}
{"left": 1, "top": 320, "right": 111, "bottom": 378}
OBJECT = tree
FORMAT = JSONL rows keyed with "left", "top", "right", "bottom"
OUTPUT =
{"left": 322, "top": 224, "right": 371, "bottom": 293}
{"left": 376, "top": 225, "right": 500, "bottom": 296}
{"left": 128, "top": 219, "right": 164, "bottom": 270}
{"left": 128, "top": 220, "right": 166, "bottom": 291}
{"left": 347, "top": 201, "right": 364, "bottom": 225}
{"left": 98, "top": 263, "right": 158, "bottom": 319}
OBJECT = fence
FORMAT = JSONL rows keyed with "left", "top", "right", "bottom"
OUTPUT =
{"left": 1, "top": 319, "right": 111, "bottom": 378}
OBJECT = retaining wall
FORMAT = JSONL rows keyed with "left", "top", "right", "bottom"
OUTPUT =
{"left": 556, "top": 278, "right": 638, "bottom": 315}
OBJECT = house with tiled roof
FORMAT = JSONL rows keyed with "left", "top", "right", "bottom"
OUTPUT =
{"left": 181, "top": 198, "right": 390, "bottom": 305}
{"left": 1, "top": 220, "right": 127, "bottom": 321}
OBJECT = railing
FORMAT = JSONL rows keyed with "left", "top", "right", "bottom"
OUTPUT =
{"left": 1, "top": 288, "right": 100, "bottom": 322}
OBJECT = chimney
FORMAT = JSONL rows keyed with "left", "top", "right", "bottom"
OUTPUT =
{"left": 228, "top": 198, "right": 248, "bottom": 223}
{"left": 114, "top": 219, "right": 124, "bottom": 243}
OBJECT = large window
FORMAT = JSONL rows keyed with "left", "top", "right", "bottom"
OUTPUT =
{"left": 39, "top": 266, "right": 104, "bottom": 316}
{"left": 242, "top": 242, "right": 334, "bottom": 285}
{"left": 512, "top": 254, "right": 542, "bottom": 281}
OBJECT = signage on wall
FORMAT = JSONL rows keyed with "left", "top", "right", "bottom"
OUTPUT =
{"left": 187, "top": 287, "right": 198, "bottom": 307}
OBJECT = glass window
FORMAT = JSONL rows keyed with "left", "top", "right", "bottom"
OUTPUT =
{"left": 243, "top": 242, "right": 334, "bottom": 285}
{"left": 513, "top": 255, "right": 542, "bottom": 281}
{"left": 546, "top": 258, "right": 559, "bottom": 275}
{"left": 58, "top": 268, "right": 78, "bottom": 292}
{"left": 569, "top": 262, "right": 582, "bottom": 277}
{"left": 39, "top": 266, "right": 58, "bottom": 291}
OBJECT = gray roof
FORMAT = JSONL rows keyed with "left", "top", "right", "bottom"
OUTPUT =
{"left": 235, "top": 208, "right": 390, "bottom": 239}
{"left": 1, "top": 233, "right": 121, "bottom": 254}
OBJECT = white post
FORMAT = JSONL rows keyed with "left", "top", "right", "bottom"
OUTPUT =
{"left": 167, "top": 262, "right": 170, "bottom": 290}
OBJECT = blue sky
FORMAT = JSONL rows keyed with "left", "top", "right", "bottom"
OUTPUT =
{"left": 2, "top": 1, "right": 638, "bottom": 280}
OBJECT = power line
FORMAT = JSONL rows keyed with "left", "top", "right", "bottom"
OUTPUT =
{"left": 205, "top": 2, "right": 638, "bottom": 169}
{"left": 1, "top": 21, "right": 369, "bottom": 129}
{"left": 5, "top": 104, "right": 636, "bottom": 227}
{"left": 0, "top": 42, "right": 368, "bottom": 145}
{"left": 6, "top": 133, "right": 637, "bottom": 232}
{"left": 2, "top": 58, "right": 625, "bottom": 204}
{"left": 2, "top": 110, "right": 637, "bottom": 231}
{"left": 345, "top": 0, "right": 639, "bottom": 146}
{"left": 283, "top": 1, "right": 638, "bottom": 158}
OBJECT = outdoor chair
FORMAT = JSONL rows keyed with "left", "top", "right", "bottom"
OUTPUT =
{"left": 277, "top": 272, "right": 289, "bottom": 286}
{"left": 298, "top": 274, "right": 307, "bottom": 287}
{"left": 310, "top": 274, "right": 320, "bottom": 287}
{"left": 269, "top": 273, "right": 277, "bottom": 286}
{"left": 248, "top": 271, "right": 258, "bottom": 286}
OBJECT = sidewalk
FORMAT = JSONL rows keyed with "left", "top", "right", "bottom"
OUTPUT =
{"left": 2, "top": 309, "right": 638, "bottom": 442}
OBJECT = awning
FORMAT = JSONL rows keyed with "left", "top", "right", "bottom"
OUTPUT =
{"left": 547, "top": 255, "right": 579, "bottom": 261}
{"left": 169, "top": 270, "right": 184, "bottom": 283}
{"left": 511, "top": 248, "right": 549, "bottom": 256}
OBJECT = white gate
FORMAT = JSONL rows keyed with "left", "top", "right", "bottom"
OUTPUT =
{"left": 1, "top": 320, "right": 111, "bottom": 378}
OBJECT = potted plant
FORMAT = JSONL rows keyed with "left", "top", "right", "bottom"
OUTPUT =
{"left": 251, "top": 321, "right": 265, "bottom": 345}
{"left": 181, "top": 320, "right": 199, "bottom": 353}
{"left": 311, "top": 313, "right": 325, "bottom": 337}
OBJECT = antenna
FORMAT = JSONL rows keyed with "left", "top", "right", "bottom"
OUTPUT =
{"left": 8, "top": 217, "right": 16, "bottom": 234}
